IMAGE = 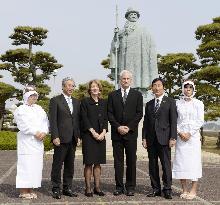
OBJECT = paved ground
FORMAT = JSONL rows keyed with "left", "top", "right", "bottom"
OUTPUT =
{"left": 0, "top": 147, "right": 220, "bottom": 205}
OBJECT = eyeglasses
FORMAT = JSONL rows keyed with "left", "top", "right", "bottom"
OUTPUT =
{"left": 184, "top": 84, "right": 193, "bottom": 89}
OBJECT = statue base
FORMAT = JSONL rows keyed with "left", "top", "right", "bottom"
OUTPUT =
{"left": 134, "top": 87, "right": 154, "bottom": 104}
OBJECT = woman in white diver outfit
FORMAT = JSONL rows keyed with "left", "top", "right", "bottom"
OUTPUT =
{"left": 172, "top": 80, "right": 204, "bottom": 199}
{"left": 14, "top": 85, "right": 49, "bottom": 199}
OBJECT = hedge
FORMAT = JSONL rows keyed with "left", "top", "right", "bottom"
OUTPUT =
{"left": 0, "top": 131, "right": 53, "bottom": 151}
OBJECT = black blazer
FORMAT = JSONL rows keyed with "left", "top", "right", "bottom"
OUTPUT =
{"left": 80, "top": 97, "right": 108, "bottom": 134}
{"left": 142, "top": 96, "right": 177, "bottom": 145}
{"left": 49, "top": 94, "right": 80, "bottom": 144}
{"left": 108, "top": 88, "right": 143, "bottom": 141}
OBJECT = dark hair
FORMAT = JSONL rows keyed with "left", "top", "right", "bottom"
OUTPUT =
{"left": 151, "top": 77, "right": 165, "bottom": 87}
{"left": 183, "top": 83, "right": 194, "bottom": 90}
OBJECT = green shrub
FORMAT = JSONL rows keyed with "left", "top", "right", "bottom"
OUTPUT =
{"left": 44, "top": 135, "right": 53, "bottom": 151}
{"left": 0, "top": 131, "right": 53, "bottom": 151}
{"left": 0, "top": 131, "right": 17, "bottom": 150}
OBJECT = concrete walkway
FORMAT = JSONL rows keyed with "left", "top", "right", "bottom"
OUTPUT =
{"left": 1, "top": 121, "right": 220, "bottom": 204}
{"left": 0, "top": 144, "right": 220, "bottom": 205}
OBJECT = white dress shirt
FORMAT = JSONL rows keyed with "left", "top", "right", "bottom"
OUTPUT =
{"left": 154, "top": 93, "right": 164, "bottom": 108}
{"left": 121, "top": 86, "right": 131, "bottom": 97}
{"left": 63, "top": 93, "right": 73, "bottom": 113}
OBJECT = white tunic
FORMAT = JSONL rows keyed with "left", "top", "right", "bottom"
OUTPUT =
{"left": 14, "top": 104, "right": 49, "bottom": 188}
{"left": 172, "top": 98, "right": 204, "bottom": 180}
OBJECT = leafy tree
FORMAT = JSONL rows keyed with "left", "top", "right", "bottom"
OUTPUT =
{"left": 72, "top": 83, "right": 88, "bottom": 100}
{"left": 100, "top": 56, "right": 110, "bottom": 69}
{"left": 37, "top": 98, "right": 50, "bottom": 113}
{"left": 191, "top": 16, "right": 220, "bottom": 121}
{"left": 195, "top": 17, "right": 220, "bottom": 67}
{"left": 72, "top": 80, "right": 114, "bottom": 100}
{"left": 101, "top": 55, "right": 116, "bottom": 81}
{"left": 0, "top": 82, "right": 16, "bottom": 130}
{"left": 101, "top": 80, "right": 115, "bottom": 98}
{"left": 0, "top": 26, "right": 63, "bottom": 99}
{"left": 158, "top": 53, "right": 199, "bottom": 98}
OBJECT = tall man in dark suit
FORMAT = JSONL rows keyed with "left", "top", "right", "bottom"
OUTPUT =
{"left": 49, "top": 77, "right": 80, "bottom": 199}
{"left": 142, "top": 78, "right": 177, "bottom": 199}
{"left": 108, "top": 70, "right": 143, "bottom": 196}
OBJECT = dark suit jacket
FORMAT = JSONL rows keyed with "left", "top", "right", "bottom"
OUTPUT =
{"left": 80, "top": 97, "right": 108, "bottom": 134}
{"left": 108, "top": 88, "right": 143, "bottom": 141}
{"left": 49, "top": 94, "right": 80, "bottom": 144}
{"left": 142, "top": 96, "right": 177, "bottom": 145}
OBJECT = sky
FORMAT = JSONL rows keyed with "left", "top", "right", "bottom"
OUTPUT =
{"left": 1, "top": 0, "right": 220, "bottom": 95}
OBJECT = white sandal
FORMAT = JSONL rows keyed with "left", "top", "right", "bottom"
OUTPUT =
{"left": 180, "top": 192, "right": 188, "bottom": 199}
{"left": 19, "top": 193, "right": 34, "bottom": 199}
{"left": 30, "top": 193, "right": 37, "bottom": 199}
{"left": 185, "top": 194, "right": 196, "bottom": 200}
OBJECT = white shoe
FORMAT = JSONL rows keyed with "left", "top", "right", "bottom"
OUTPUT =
{"left": 30, "top": 193, "right": 37, "bottom": 199}
{"left": 185, "top": 194, "right": 196, "bottom": 200}
{"left": 18, "top": 193, "right": 34, "bottom": 199}
{"left": 180, "top": 192, "right": 188, "bottom": 199}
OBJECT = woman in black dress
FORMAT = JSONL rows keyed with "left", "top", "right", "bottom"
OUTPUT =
{"left": 81, "top": 80, "right": 108, "bottom": 197}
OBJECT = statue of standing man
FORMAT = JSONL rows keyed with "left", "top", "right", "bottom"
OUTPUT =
{"left": 110, "top": 7, "right": 158, "bottom": 94}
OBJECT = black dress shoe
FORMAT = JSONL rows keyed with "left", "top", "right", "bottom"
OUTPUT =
{"left": 147, "top": 191, "right": 161, "bottom": 197}
{"left": 94, "top": 189, "right": 105, "bottom": 196}
{"left": 85, "top": 191, "right": 93, "bottom": 197}
{"left": 62, "top": 189, "right": 78, "bottom": 197}
{"left": 164, "top": 192, "right": 172, "bottom": 199}
{"left": 52, "top": 190, "right": 61, "bottom": 199}
{"left": 126, "top": 191, "right": 135, "bottom": 196}
{"left": 113, "top": 189, "right": 124, "bottom": 196}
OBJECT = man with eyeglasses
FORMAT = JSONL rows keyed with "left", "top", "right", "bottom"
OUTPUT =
{"left": 49, "top": 77, "right": 81, "bottom": 199}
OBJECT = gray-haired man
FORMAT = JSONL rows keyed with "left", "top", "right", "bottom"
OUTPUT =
{"left": 49, "top": 77, "right": 80, "bottom": 199}
{"left": 108, "top": 70, "right": 143, "bottom": 196}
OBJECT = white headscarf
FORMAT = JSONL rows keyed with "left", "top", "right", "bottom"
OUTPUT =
{"left": 182, "top": 80, "right": 196, "bottom": 99}
{"left": 23, "top": 90, "right": 38, "bottom": 105}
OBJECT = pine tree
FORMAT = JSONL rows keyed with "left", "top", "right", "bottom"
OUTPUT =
{"left": 0, "top": 26, "right": 63, "bottom": 99}
{"left": 158, "top": 53, "right": 199, "bottom": 98}
{"left": 191, "top": 17, "right": 220, "bottom": 120}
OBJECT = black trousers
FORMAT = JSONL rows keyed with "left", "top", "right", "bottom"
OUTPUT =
{"left": 147, "top": 137, "right": 172, "bottom": 193}
{"left": 112, "top": 139, "right": 137, "bottom": 191}
{"left": 51, "top": 143, "right": 76, "bottom": 190}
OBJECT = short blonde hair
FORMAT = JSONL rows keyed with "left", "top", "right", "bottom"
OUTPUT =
{"left": 88, "top": 79, "right": 102, "bottom": 96}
